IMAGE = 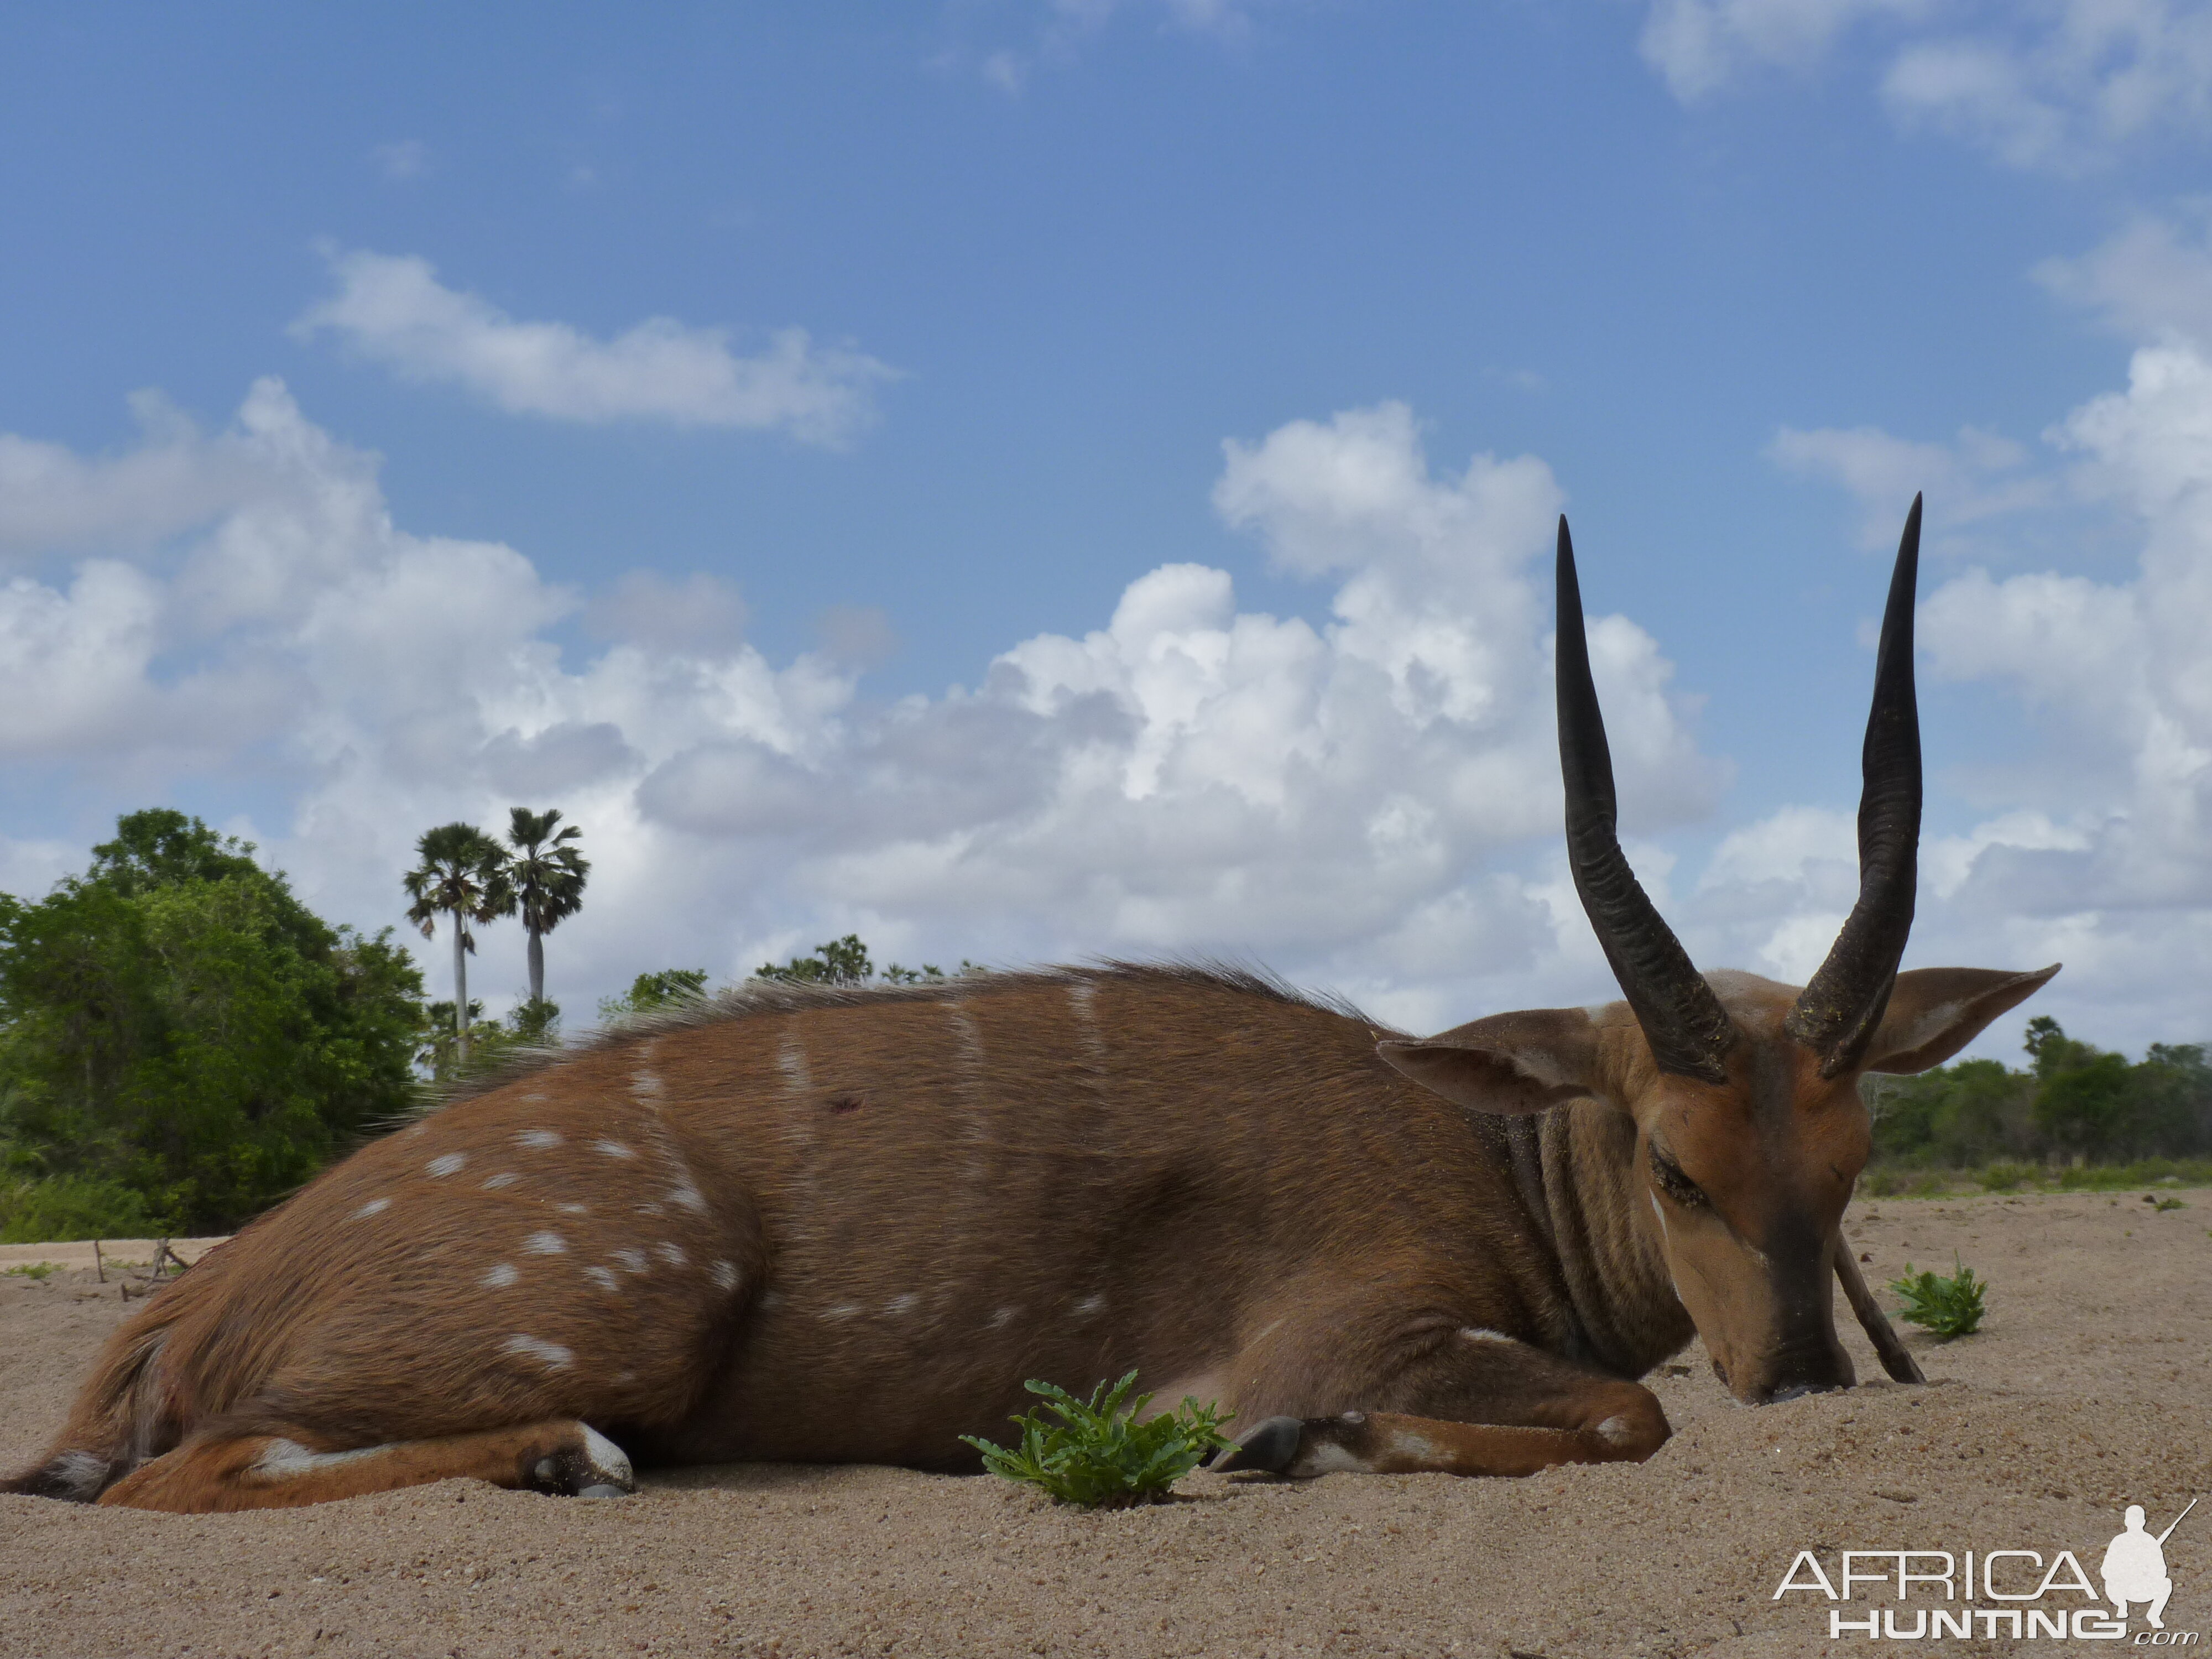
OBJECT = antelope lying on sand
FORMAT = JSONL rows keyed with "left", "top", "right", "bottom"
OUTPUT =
{"left": 8, "top": 497, "right": 2056, "bottom": 1514}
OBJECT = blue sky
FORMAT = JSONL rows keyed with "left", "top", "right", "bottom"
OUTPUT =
{"left": 4, "top": 2, "right": 2210, "bottom": 1056}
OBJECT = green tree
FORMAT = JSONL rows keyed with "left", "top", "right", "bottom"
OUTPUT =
{"left": 0, "top": 810, "right": 424, "bottom": 1235}
{"left": 401, "top": 823, "right": 512, "bottom": 1067}
{"left": 750, "top": 937, "right": 971, "bottom": 989}
{"left": 2132, "top": 1043, "right": 2212, "bottom": 1156}
{"left": 504, "top": 806, "right": 588, "bottom": 1019}
{"left": 2027, "top": 1017, "right": 2141, "bottom": 1161}
{"left": 1866, "top": 1058, "right": 2032, "bottom": 1167}
{"left": 598, "top": 969, "right": 710, "bottom": 1024}
{"left": 755, "top": 934, "right": 874, "bottom": 985}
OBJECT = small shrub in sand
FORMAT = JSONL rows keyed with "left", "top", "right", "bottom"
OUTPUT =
{"left": 962, "top": 1372, "right": 1233, "bottom": 1509}
{"left": 1890, "top": 1255, "right": 1987, "bottom": 1340}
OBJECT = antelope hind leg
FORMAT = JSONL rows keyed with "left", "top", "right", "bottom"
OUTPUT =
{"left": 96, "top": 1418, "right": 635, "bottom": 1514}
{"left": 1215, "top": 1334, "right": 1670, "bottom": 1479}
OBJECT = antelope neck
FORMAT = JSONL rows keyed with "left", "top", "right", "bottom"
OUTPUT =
{"left": 1532, "top": 1102, "right": 1695, "bottom": 1380}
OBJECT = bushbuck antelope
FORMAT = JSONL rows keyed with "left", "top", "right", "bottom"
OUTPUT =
{"left": 7, "top": 496, "right": 2056, "bottom": 1514}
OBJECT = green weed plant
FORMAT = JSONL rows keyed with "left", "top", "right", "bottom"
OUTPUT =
{"left": 962, "top": 1371, "right": 1233, "bottom": 1510}
{"left": 1889, "top": 1255, "right": 1987, "bottom": 1340}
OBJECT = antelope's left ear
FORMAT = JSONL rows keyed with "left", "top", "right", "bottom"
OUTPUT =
{"left": 1376, "top": 1008, "right": 1604, "bottom": 1114}
{"left": 1861, "top": 964, "right": 2062, "bottom": 1074}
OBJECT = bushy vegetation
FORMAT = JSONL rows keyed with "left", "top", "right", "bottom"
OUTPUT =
{"left": 0, "top": 812, "right": 426, "bottom": 1238}
{"left": 755, "top": 934, "right": 983, "bottom": 987}
{"left": 1888, "top": 1256, "right": 1988, "bottom": 1339}
{"left": 597, "top": 969, "right": 710, "bottom": 1024}
{"left": 415, "top": 995, "right": 565, "bottom": 1086}
{"left": 1864, "top": 1016, "right": 2211, "bottom": 1175}
{"left": 962, "top": 1372, "right": 1234, "bottom": 1509}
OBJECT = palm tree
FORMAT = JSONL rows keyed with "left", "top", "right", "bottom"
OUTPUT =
{"left": 402, "top": 822, "right": 513, "bottom": 1065}
{"left": 505, "top": 806, "right": 590, "bottom": 1010}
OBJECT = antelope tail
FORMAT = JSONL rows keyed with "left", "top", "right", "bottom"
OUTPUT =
{"left": 2, "top": 1298, "right": 190, "bottom": 1501}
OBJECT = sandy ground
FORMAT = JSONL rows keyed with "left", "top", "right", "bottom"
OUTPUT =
{"left": 1, "top": 1190, "right": 2207, "bottom": 1659}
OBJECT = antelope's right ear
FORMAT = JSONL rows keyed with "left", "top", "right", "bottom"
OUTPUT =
{"left": 1376, "top": 1008, "right": 1603, "bottom": 1114}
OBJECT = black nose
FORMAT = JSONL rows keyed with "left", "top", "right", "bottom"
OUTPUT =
{"left": 1762, "top": 1380, "right": 1843, "bottom": 1406}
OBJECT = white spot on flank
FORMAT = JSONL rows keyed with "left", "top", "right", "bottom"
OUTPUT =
{"left": 654, "top": 1241, "right": 687, "bottom": 1267}
{"left": 636, "top": 1202, "right": 665, "bottom": 1218}
{"left": 592, "top": 1139, "right": 635, "bottom": 1160}
{"left": 1597, "top": 1415, "right": 1635, "bottom": 1447}
{"left": 584, "top": 1265, "right": 620, "bottom": 1293}
{"left": 254, "top": 1439, "right": 383, "bottom": 1477}
{"left": 989, "top": 1305, "right": 1021, "bottom": 1329}
{"left": 481, "top": 1171, "right": 519, "bottom": 1190}
{"left": 1074, "top": 1294, "right": 1106, "bottom": 1318}
{"left": 425, "top": 1152, "right": 468, "bottom": 1178}
{"left": 501, "top": 1334, "right": 574, "bottom": 1370}
{"left": 632, "top": 1069, "right": 666, "bottom": 1100}
{"left": 481, "top": 1263, "right": 519, "bottom": 1290}
{"left": 521, "top": 1232, "right": 566, "bottom": 1255}
{"left": 822, "top": 1303, "right": 860, "bottom": 1322}
{"left": 710, "top": 1260, "right": 738, "bottom": 1291}
{"left": 520, "top": 1092, "right": 549, "bottom": 1103}
{"left": 668, "top": 1184, "right": 706, "bottom": 1213}
{"left": 884, "top": 1292, "right": 919, "bottom": 1316}
{"left": 612, "top": 1248, "right": 649, "bottom": 1275}
{"left": 557, "top": 1202, "right": 589, "bottom": 1215}
{"left": 352, "top": 1198, "right": 390, "bottom": 1219}
{"left": 516, "top": 1129, "right": 563, "bottom": 1150}
{"left": 1458, "top": 1327, "right": 1512, "bottom": 1344}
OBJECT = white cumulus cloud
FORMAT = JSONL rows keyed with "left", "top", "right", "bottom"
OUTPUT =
{"left": 1768, "top": 422, "right": 2049, "bottom": 549}
{"left": 293, "top": 248, "right": 896, "bottom": 444}
{"left": 0, "top": 385, "right": 1728, "bottom": 1045}
{"left": 2036, "top": 206, "right": 2212, "bottom": 349}
{"left": 22, "top": 364, "right": 2204, "bottom": 1055}
{"left": 1641, "top": 0, "right": 2212, "bottom": 171}
{"left": 1757, "top": 333, "right": 2212, "bottom": 1046}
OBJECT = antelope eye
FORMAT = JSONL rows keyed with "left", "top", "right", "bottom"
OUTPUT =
{"left": 1650, "top": 1145, "right": 1708, "bottom": 1208}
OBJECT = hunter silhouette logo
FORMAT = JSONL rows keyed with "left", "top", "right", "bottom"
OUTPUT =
{"left": 1774, "top": 1496, "right": 2201, "bottom": 1642}
{"left": 2106, "top": 1500, "right": 2194, "bottom": 1631}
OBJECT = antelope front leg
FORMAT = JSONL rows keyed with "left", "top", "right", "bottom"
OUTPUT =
{"left": 1216, "top": 1402, "right": 1661, "bottom": 1478}
{"left": 1214, "top": 1335, "right": 1670, "bottom": 1479}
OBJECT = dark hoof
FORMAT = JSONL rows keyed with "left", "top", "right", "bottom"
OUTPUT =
{"left": 1212, "top": 1416, "right": 1302, "bottom": 1474}
{"left": 523, "top": 1426, "right": 636, "bottom": 1496}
